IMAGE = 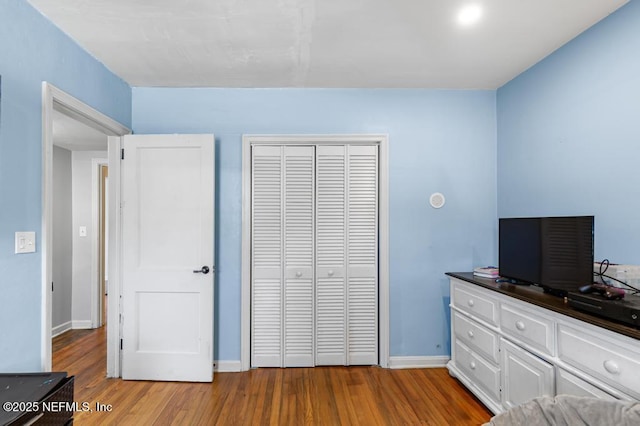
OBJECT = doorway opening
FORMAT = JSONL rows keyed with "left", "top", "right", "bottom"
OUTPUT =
{"left": 51, "top": 112, "right": 108, "bottom": 338}
{"left": 42, "top": 82, "right": 130, "bottom": 374}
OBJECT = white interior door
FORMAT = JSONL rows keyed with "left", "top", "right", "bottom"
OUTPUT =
{"left": 346, "top": 145, "right": 378, "bottom": 365}
{"left": 251, "top": 143, "right": 378, "bottom": 368}
{"left": 315, "top": 145, "right": 347, "bottom": 365}
{"left": 315, "top": 145, "right": 378, "bottom": 366}
{"left": 250, "top": 145, "right": 315, "bottom": 367}
{"left": 283, "top": 146, "right": 315, "bottom": 367}
{"left": 121, "top": 134, "right": 215, "bottom": 382}
{"left": 251, "top": 146, "right": 284, "bottom": 367}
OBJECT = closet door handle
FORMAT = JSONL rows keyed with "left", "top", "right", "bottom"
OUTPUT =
{"left": 295, "top": 271, "right": 302, "bottom": 278}
{"left": 328, "top": 270, "right": 334, "bottom": 276}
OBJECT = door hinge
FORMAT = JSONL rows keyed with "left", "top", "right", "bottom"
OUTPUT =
{"left": 121, "top": 148, "right": 124, "bottom": 160}
{"left": 120, "top": 339, "right": 123, "bottom": 350}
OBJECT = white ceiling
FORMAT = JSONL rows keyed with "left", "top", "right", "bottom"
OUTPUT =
{"left": 28, "top": 0, "right": 628, "bottom": 89}
{"left": 53, "top": 109, "right": 108, "bottom": 151}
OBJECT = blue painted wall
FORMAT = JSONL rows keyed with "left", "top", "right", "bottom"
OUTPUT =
{"left": 133, "top": 88, "right": 497, "bottom": 360}
{"left": 497, "top": 0, "right": 640, "bottom": 264}
{"left": 6, "top": 0, "right": 635, "bottom": 369}
{"left": 0, "top": 0, "right": 131, "bottom": 371}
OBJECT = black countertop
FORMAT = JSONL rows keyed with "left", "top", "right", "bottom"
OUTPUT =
{"left": 0, "top": 372, "right": 69, "bottom": 425}
{"left": 447, "top": 272, "right": 640, "bottom": 341}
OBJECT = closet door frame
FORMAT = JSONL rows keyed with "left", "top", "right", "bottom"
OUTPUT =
{"left": 241, "top": 134, "right": 389, "bottom": 371}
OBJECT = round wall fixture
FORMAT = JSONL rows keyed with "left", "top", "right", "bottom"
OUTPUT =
{"left": 429, "top": 192, "right": 446, "bottom": 209}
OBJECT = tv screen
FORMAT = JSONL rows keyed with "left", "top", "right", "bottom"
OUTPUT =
{"left": 499, "top": 216, "right": 594, "bottom": 296}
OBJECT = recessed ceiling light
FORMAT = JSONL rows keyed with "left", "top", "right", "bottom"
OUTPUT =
{"left": 457, "top": 4, "right": 483, "bottom": 26}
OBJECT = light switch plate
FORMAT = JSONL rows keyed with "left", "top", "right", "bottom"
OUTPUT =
{"left": 15, "top": 231, "right": 36, "bottom": 254}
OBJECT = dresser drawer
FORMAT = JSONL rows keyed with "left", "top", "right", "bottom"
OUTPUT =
{"left": 451, "top": 280, "right": 499, "bottom": 326}
{"left": 500, "top": 302, "right": 554, "bottom": 356}
{"left": 558, "top": 324, "right": 640, "bottom": 398}
{"left": 453, "top": 311, "right": 499, "bottom": 364}
{"left": 556, "top": 368, "right": 618, "bottom": 400}
{"left": 455, "top": 339, "right": 501, "bottom": 401}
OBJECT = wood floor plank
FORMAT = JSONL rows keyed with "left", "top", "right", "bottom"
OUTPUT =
{"left": 53, "top": 328, "right": 492, "bottom": 425}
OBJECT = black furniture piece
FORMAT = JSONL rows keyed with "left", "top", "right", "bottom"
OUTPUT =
{"left": 0, "top": 372, "right": 74, "bottom": 426}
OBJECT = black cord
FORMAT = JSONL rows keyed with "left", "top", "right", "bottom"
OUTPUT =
{"left": 598, "top": 259, "right": 609, "bottom": 281}
{"left": 594, "top": 258, "right": 640, "bottom": 294}
{"left": 594, "top": 273, "right": 640, "bottom": 294}
{"left": 597, "top": 259, "right": 611, "bottom": 286}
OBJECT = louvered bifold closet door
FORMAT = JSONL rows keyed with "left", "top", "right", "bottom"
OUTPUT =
{"left": 316, "top": 145, "right": 378, "bottom": 366}
{"left": 347, "top": 145, "right": 378, "bottom": 365}
{"left": 251, "top": 146, "right": 284, "bottom": 367}
{"left": 315, "top": 145, "right": 347, "bottom": 365}
{"left": 283, "top": 146, "right": 315, "bottom": 367}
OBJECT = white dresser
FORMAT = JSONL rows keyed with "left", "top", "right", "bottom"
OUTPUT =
{"left": 447, "top": 273, "right": 640, "bottom": 414}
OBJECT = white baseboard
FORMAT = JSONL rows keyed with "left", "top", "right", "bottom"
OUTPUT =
{"left": 52, "top": 321, "right": 72, "bottom": 337}
{"left": 388, "top": 356, "right": 450, "bottom": 369}
{"left": 214, "top": 360, "right": 242, "bottom": 372}
{"left": 72, "top": 320, "right": 93, "bottom": 330}
{"left": 212, "top": 358, "right": 447, "bottom": 371}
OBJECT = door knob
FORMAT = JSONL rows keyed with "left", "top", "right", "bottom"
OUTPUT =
{"left": 193, "top": 266, "right": 210, "bottom": 274}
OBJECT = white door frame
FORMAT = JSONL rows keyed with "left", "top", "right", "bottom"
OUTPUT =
{"left": 241, "top": 134, "right": 390, "bottom": 371}
{"left": 41, "top": 82, "right": 130, "bottom": 374}
{"left": 91, "top": 158, "right": 108, "bottom": 328}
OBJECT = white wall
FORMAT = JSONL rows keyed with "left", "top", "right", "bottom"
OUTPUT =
{"left": 72, "top": 150, "right": 107, "bottom": 326}
{"left": 52, "top": 145, "right": 73, "bottom": 334}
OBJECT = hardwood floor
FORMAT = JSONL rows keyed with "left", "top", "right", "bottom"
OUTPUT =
{"left": 53, "top": 328, "right": 492, "bottom": 425}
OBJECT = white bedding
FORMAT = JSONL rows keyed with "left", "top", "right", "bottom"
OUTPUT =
{"left": 483, "top": 395, "right": 640, "bottom": 426}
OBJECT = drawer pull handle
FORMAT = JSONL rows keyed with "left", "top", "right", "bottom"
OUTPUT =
{"left": 467, "top": 330, "right": 474, "bottom": 338}
{"left": 603, "top": 360, "right": 620, "bottom": 375}
{"left": 470, "top": 361, "right": 476, "bottom": 370}
{"left": 467, "top": 299, "right": 475, "bottom": 307}
{"left": 515, "top": 320, "right": 526, "bottom": 331}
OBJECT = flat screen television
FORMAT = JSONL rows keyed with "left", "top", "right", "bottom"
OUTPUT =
{"left": 498, "top": 216, "right": 594, "bottom": 296}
